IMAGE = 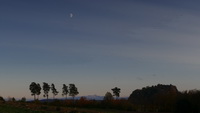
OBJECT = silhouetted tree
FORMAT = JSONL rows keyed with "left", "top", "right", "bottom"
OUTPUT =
{"left": 21, "top": 97, "right": 26, "bottom": 102}
{"left": 29, "top": 82, "right": 37, "bottom": 100}
{"left": 0, "top": 96, "right": 5, "bottom": 103}
{"left": 69, "top": 84, "right": 79, "bottom": 100}
{"left": 104, "top": 92, "right": 114, "bottom": 101}
{"left": 51, "top": 83, "right": 59, "bottom": 99}
{"left": 43, "top": 82, "right": 50, "bottom": 100}
{"left": 103, "top": 92, "right": 114, "bottom": 108}
{"left": 62, "top": 84, "right": 68, "bottom": 99}
{"left": 36, "top": 83, "right": 41, "bottom": 100}
{"left": 111, "top": 87, "right": 121, "bottom": 99}
{"left": 12, "top": 97, "right": 16, "bottom": 102}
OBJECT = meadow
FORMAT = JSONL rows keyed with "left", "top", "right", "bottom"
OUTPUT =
{"left": 0, "top": 99, "right": 172, "bottom": 113}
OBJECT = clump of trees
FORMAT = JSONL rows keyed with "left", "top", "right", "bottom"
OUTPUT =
{"left": 0, "top": 96, "right": 5, "bottom": 103}
{"left": 45, "top": 88, "right": 134, "bottom": 112}
{"left": 28, "top": 83, "right": 133, "bottom": 111}
{"left": 29, "top": 82, "right": 79, "bottom": 101}
{"left": 104, "top": 92, "right": 114, "bottom": 101}
{"left": 29, "top": 82, "right": 41, "bottom": 100}
{"left": 29, "top": 83, "right": 200, "bottom": 112}
{"left": 103, "top": 87, "right": 121, "bottom": 104}
{"left": 128, "top": 84, "right": 178, "bottom": 112}
{"left": 128, "top": 84, "right": 200, "bottom": 112}
{"left": 175, "top": 90, "right": 200, "bottom": 113}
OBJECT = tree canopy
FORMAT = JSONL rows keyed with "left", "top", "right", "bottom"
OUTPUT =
{"left": 62, "top": 84, "right": 68, "bottom": 99}
{"left": 43, "top": 82, "right": 50, "bottom": 100}
{"left": 111, "top": 87, "right": 121, "bottom": 99}
{"left": 51, "top": 83, "right": 59, "bottom": 99}
{"left": 69, "top": 84, "right": 79, "bottom": 100}
{"left": 104, "top": 92, "right": 114, "bottom": 101}
{"left": 29, "top": 82, "right": 38, "bottom": 100}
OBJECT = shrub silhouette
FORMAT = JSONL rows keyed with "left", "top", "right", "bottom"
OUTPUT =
{"left": 0, "top": 96, "right": 5, "bottom": 103}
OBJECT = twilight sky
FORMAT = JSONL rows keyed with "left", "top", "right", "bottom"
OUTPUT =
{"left": 1, "top": 0, "right": 200, "bottom": 99}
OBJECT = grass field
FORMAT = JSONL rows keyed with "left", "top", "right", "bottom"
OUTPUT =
{"left": 0, "top": 104, "right": 172, "bottom": 113}
{"left": 0, "top": 104, "right": 47, "bottom": 113}
{"left": 0, "top": 101, "right": 173, "bottom": 113}
{"left": 0, "top": 105, "right": 127, "bottom": 113}
{"left": 0, "top": 104, "right": 129, "bottom": 113}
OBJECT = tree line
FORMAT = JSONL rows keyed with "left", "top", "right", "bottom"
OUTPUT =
{"left": 29, "top": 82, "right": 79, "bottom": 100}
{"left": 29, "top": 82, "right": 121, "bottom": 101}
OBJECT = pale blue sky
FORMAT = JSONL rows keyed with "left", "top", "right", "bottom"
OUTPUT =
{"left": 1, "top": 0, "right": 200, "bottom": 99}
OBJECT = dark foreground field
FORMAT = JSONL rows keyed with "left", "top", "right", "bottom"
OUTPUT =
{"left": 0, "top": 102, "right": 172, "bottom": 113}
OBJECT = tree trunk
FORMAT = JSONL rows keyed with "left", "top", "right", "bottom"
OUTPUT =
{"left": 34, "top": 95, "right": 36, "bottom": 100}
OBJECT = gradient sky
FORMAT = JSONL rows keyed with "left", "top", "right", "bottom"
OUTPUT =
{"left": 1, "top": 0, "right": 200, "bottom": 99}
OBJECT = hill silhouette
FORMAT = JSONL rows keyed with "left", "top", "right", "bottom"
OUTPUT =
{"left": 128, "top": 84, "right": 178, "bottom": 111}
{"left": 129, "top": 84, "right": 178, "bottom": 104}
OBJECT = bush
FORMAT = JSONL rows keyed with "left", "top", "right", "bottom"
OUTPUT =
{"left": 20, "top": 97, "right": 26, "bottom": 102}
{"left": 0, "top": 96, "right": 5, "bottom": 103}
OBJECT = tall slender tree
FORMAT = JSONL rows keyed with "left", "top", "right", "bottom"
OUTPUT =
{"left": 51, "top": 83, "right": 59, "bottom": 99}
{"left": 111, "top": 87, "right": 121, "bottom": 99}
{"left": 43, "top": 82, "right": 50, "bottom": 100}
{"left": 62, "top": 84, "right": 68, "bottom": 99}
{"left": 69, "top": 84, "right": 79, "bottom": 100}
{"left": 29, "top": 82, "right": 37, "bottom": 100}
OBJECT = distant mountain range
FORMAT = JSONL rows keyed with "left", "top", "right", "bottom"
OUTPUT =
{"left": 28, "top": 95, "right": 128, "bottom": 101}
{"left": 83, "top": 95, "right": 104, "bottom": 100}
{"left": 62, "top": 95, "right": 128, "bottom": 100}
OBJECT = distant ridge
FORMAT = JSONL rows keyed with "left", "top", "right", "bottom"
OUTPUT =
{"left": 83, "top": 95, "right": 128, "bottom": 100}
{"left": 29, "top": 95, "right": 128, "bottom": 101}
{"left": 84, "top": 95, "right": 104, "bottom": 100}
{"left": 29, "top": 95, "right": 104, "bottom": 101}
